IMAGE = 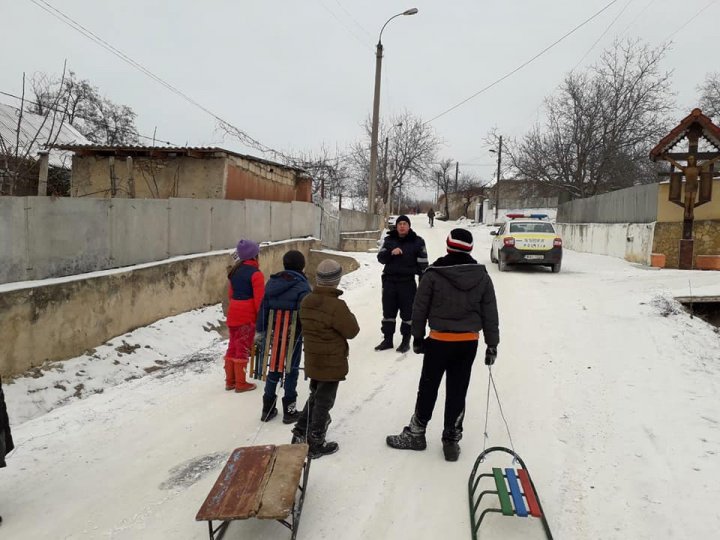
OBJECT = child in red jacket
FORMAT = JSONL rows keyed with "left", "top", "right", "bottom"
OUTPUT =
{"left": 225, "top": 239, "right": 265, "bottom": 392}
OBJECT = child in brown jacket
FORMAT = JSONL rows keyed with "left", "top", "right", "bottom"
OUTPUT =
{"left": 291, "top": 259, "right": 360, "bottom": 459}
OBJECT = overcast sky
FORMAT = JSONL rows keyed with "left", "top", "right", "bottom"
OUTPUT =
{"left": 1, "top": 0, "right": 717, "bottom": 182}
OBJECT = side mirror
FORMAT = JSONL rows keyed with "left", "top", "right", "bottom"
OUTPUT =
{"left": 489, "top": 231, "right": 498, "bottom": 236}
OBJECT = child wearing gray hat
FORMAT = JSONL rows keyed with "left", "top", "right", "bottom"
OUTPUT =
{"left": 291, "top": 259, "right": 360, "bottom": 459}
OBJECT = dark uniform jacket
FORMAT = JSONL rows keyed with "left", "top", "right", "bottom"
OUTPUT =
{"left": 300, "top": 287, "right": 360, "bottom": 381}
{"left": 377, "top": 229, "right": 428, "bottom": 281}
{"left": 411, "top": 252, "right": 499, "bottom": 347}
{"left": 0, "top": 376, "right": 14, "bottom": 468}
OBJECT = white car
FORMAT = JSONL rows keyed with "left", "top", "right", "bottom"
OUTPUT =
{"left": 490, "top": 214, "right": 563, "bottom": 272}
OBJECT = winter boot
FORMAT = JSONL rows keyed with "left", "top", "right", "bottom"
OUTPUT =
{"left": 374, "top": 337, "right": 394, "bottom": 351}
{"left": 282, "top": 397, "right": 300, "bottom": 425}
{"left": 223, "top": 356, "right": 235, "bottom": 391}
{"left": 386, "top": 415, "right": 427, "bottom": 451}
{"left": 308, "top": 439, "right": 339, "bottom": 459}
{"left": 233, "top": 359, "right": 257, "bottom": 393}
{"left": 396, "top": 335, "right": 411, "bottom": 353}
{"left": 291, "top": 432, "right": 306, "bottom": 444}
{"left": 442, "top": 440, "right": 461, "bottom": 462}
{"left": 261, "top": 396, "right": 278, "bottom": 422}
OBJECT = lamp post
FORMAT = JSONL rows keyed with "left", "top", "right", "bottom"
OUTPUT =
{"left": 489, "top": 135, "right": 502, "bottom": 223}
{"left": 368, "top": 8, "right": 418, "bottom": 219}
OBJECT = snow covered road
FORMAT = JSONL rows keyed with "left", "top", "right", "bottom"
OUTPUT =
{"left": 2, "top": 217, "right": 719, "bottom": 539}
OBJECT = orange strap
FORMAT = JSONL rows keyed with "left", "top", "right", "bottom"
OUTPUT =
{"left": 428, "top": 330, "right": 479, "bottom": 342}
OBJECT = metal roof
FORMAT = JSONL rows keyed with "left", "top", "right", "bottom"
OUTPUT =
{"left": 0, "top": 102, "right": 90, "bottom": 168}
{"left": 54, "top": 144, "right": 309, "bottom": 174}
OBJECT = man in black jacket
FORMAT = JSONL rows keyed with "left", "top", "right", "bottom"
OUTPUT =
{"left": 376, "top": 215, "right": 428, "bottom": 353}
{"left": 386, "top": 228, "right": 499, "bottom": 461}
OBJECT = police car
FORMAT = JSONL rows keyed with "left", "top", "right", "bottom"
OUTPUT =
{"left": 489, "top": 214, "right": 562, "bottom": 273}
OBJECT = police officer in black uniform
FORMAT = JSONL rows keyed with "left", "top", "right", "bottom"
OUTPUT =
{"left": 376, "top": 215, "right": 429, "bottom": 353}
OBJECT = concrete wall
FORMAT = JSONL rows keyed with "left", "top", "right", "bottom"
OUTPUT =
{"left": 0, "top": 197, "right": 320, "bottom": 284}
{"left": 657, "top": 178, "right": 720, "bottom": 222}
{"left": 557, "top": 222, "right": 656, "bottom": 264}
{"left": 557, "top": 184, "right": 659, "bottom": 224}
{"left": 0, "top": 239, "right": 322, "bottom": 379}
{"left": 71, "top": 155, "right": 227, "bottom": 199}
{"left": 339, "top": 208, "right": 381, "bottom": 232}
{"left": 653, "top": 220, "right": 720, "bottom": 268}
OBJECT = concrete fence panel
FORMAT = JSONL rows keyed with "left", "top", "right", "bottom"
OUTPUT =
{"left": 110, "top": 199, "right": 169, "bottom": 267}
{"left": 168, "top": 198, "right": 213, "bottom": 257}
{"left": 244, "top": 199, "right": 271, "bottom": 243}
{"left": 558, "top": 183, "right": 659, "bottom": 224}
{"left": 557, "top": 222, "right": 655, "bottom": 264}
{"left": 0, "top": 198, "right": 28, "bottom": 283}
{"left": 28, "top": 197, "right": 112, "bottom": 279}
{"left": 270, "top": 202, "right": 292, "bottom": 242}
{"left": 210, "top": 199, "right": 246, "bottom": 250}
{"left": 290, "top": 201, "right": 318, "bottom": 238}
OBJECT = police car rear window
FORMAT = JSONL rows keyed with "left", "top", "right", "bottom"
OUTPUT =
{"left": 509, "top": 222, "right": 555, "bottom": 233}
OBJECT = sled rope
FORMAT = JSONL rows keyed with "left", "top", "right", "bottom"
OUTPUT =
{"left": 482, "top": 366, "right": 517, "bottom": 460}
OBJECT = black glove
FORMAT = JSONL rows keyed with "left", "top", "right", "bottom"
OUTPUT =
{"left": 485, "top": 347, "right": 497, "bottom": 366}
{"left": 412, "top": 337, "right": 425, "bottom": 355}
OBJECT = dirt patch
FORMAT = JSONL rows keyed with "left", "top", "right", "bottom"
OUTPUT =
{"left": 159, "top": 452, "right": 228, "bottom": 491}
{"left": 115, "top": 340, "right": 141, "bottom": 355}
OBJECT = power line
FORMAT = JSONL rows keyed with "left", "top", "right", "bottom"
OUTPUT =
{"left": 425, "top": 0, "right": 621, "bottom": 125}
{"left": 27, "top": 0, "right": 286, "bottom": 159}
{"left": 316, "top": 0, "right": 373, "bottom": 51}
{"left": 573, "top": 0, "right": 634, "bottom": 69}
{"left": 663, "top": 0, "right": 718, "bottom": 41}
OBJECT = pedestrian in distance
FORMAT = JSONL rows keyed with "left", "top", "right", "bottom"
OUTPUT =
{"left": 255, "top": 250, "right": 312, "bottom": 423}
{"left": 291, "top": 259, "right": 360, "bottom": 459}
{"left": 386, "top": 228, "right": 499, "bottom": 462}
{"left": 375, "top": 215, "right": 429, "bottom": 353}
{"left": 224, "top": 239, "right": 265, "bottom": 393}
{"left": 1, "top": 375, "right": 15, "bottom": 524}
{"left": 427, "top": 207, "right": 435, "bottom": 228}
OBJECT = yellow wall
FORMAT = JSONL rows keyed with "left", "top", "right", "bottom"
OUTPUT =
{"left": 657, "top": 179, "right": 720, "bottom": 222}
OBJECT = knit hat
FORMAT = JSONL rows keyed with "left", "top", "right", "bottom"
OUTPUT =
{"left": 315, "top": 259, "right": 342, "bottom": 287}
{"left": 396, "top": 214, "right": 411, "bottom": 227}
{"left": 283, "top": 250, "right": 306, "bottom": 272}
{"left": 446, "top": 228, "right": 474, "bottom": 253}
{"left": 235, "top": 239, "right": 260, "bottom": 260}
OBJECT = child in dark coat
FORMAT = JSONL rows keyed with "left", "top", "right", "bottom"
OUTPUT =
{"left": 291, "top": 259, "right": 360, "bottom": 459}
{"left": 255, "top": 250, "right": 312, "bottom": 423}
{"left": 225, "top": 239, "right": 265, "bottom": 393}
{"left": 1, "top": 375, "right": 14, "bottom": 524}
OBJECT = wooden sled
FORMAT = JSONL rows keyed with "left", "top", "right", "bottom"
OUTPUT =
{"left": 468, "top": 446, "right": 553, "bottom": 539}
{"left": 250, "top": 309, "right": 300, "bottom": 384}
{"left": 196, "top": 443, "right": 310, "bottom": 540}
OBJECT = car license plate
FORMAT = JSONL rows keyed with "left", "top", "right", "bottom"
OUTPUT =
{"left": 525, "top": 255, "right": 544, "bottom": 260}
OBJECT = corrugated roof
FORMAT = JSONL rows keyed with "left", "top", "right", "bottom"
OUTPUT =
{"left": 54, "top": 143, "right": 309, "bottom": 174}
{"left": 0, "top": 102, "right": 90, "bottom": 168}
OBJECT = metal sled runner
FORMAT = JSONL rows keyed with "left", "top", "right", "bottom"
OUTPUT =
{"left": 196, "top": 444, "right": 311, "bottom": 539}
{"left": 468, "top": 446, "right": 553, "bottom": 539}
{"left": 250, "top": 309, "right": 300, "bottom": 384}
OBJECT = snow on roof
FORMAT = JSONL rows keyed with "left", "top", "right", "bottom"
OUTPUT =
{"left": 0, "top": 102, "right": 90, "bottom": 168}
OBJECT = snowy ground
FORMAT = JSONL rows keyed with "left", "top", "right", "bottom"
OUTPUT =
{"left": 2, "top": 217, "right": 719, "bottom": 539}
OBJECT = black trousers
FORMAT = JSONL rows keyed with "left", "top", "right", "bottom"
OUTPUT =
{"left": 294, "top": 380, "right": 339, "bottom": 443}
{"left": 381, "top": 277, "right": 416, "bottom": 338}
{"left": 414, "top": 338, "right": 478, "bottom": 441}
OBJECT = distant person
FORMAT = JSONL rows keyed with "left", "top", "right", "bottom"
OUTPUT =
{"left": 1, "top": 375, "right": 14, "bottom": 524}
{"left": 225, "top": 239, "right": 265, "bottom": 393}
{"left": 427, "top": 208, "right": 435, "bottom": 227}
{"left": 376, "top": 215, "right": 428, "bottom": 353}
{"left": 255, "top": 250, "right": 312, "bottom": 423}
{"left": 386, "top": 228, "right": 499, "bottom": 462}
{"left": 291, "top": 259, "right": 360, "bottom": 459}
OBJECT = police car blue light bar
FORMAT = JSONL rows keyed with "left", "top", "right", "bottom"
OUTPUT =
{"left": 505, "top": 213, "right": 549, "bottom": 220}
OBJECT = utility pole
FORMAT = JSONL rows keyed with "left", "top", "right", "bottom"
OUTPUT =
{"left": 454, "top": 161, "right": 459, "bottom": 192}
{"left": 435, "top": 171, "right": 440, "bottom": 206}
{"left": 494, "top": 135, "right": 503, "bottom": 223}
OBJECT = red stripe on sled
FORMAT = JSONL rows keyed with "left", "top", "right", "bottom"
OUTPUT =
{"left": 517, "top": 468, "right": 542, "bottom": 518}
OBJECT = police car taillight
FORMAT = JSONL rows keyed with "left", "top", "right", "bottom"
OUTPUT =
{"left": 503, "top": 237, "right": 515, "bottom": 247}
{"left": 553, "top": 238, "right": 562, "bottom": 247}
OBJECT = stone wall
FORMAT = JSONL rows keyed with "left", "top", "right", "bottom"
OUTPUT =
{"left": 652, "top": 220, "right": 720, "bottom": 268}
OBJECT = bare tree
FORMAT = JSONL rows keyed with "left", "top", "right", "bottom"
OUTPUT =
{"left": 429, "top": 159, "right": 455, "bottom": 218}
{"left": 0, "top": 68, "right": 71, "bottom": 196}
{"left": 286, "top": 145, "right": 350, "bottom": 205}
{"left": 699, "top": 72, "right": 720, "bottom": 122}
{"left": 28, "top": 70, "right": 139, "bottom": 145}
{"left": 510, "top": 39, "right": 675, "bottom": 198}
{"left": 456, "top": 173, "right": 490, "bottom": 218}
{"left": 349, "top": 111, "right": 440, "bottom": 211}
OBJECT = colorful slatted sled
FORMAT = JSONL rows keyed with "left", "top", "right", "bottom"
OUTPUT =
{"left": 468, "top": 446, "right": 553, "bottom": 539}
{"left": 196, "top": 443, "right": 311, "bottom": 540}
{"left": 249, "top": 309, "right": 300, "bottom": 383}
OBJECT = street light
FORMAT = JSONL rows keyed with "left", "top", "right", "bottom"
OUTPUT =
{"left": 368, "top": 8, "right": 418, "bottom": 220}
